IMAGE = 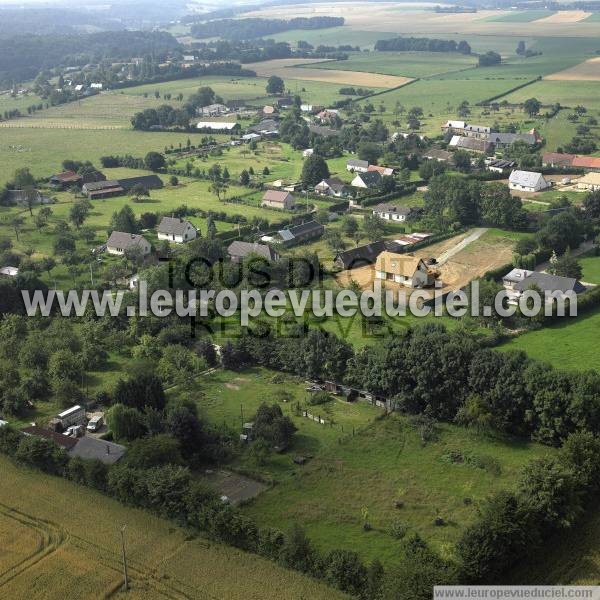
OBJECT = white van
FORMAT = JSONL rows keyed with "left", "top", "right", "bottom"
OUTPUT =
{"left": 86, "top": 416, "right": 103, "bottom": 432}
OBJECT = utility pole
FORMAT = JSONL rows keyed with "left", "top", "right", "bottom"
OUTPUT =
{"left": 120, "top": 525, "right": 129, "bottom": 591}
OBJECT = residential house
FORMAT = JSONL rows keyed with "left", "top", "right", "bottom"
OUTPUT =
{"left": 22, "top": 426, "right": 126, "bottom": 465}
{"left": 275, "top": 96, "right": 294, "bottom": 109}
{"left": 262, "top": 220, "right": 324, "bottom": 247}
{"left": 503, "top": 269, "right": 586, "bottom": 304}
{"left": 227, "top": 241, "right": 280, "bottom": 263}
{"left": 249, "top": 119, "right": 279, "bottom": 136}
{"left": 242, "top": 133, "right": 262, "bottom": 143}
{"left": 199, "top": 103, "right": 229, "bottom": 117}
{"left": 314, "top": 177, "right": 349, "bottom": 197}
{"left": 308, "top": 124, "right": 338, "bottom": 138}
{"left": 261, "top": 190, "right": 296, "bottom": 210}
{"left": 157, "top": 217, "right": 198, "bottom": 244}
{"left": 463, "top": 124, "right": 491, "bottom": 138}
{"left": 316, "top": 109, "right": 340, "bottom": 124}
{"left": 368, "top": 165, "right": 394, "bottom": 177}
{"left": 372, "top": 203, "right": 413, "bottom": 221}
{"left": 301, "top": 104, "right": 323, "bottom": 114}
{"left": 423, "top": 148, "right": 453, "bottom": 162}
{"left": 374, "top": 252, "right": 433, "bottom": 287}
{"left": 226, "top": 99, "right": 247, "bottom": 111}
{"left": 346, "top": 159, "right": 369, "bottom": 173}
{"left": 351, "top": 171, "right": 382, "bottom": 189}
{"left": 508, "top": 170, "right": 550, "bottom": 193}
{"left": 485, "top": 131, "right": 538, "bottom": 149}
{"left": 486, "top": 159, "right": 516, "bottom": 174}
{"left": 577, "top": 172, "right": 600, "bottom": 191}
{"left": 106, "top": 232, "right": 151, "bottom": 256}
{"left": 441, "top": 120, "right": 466, "bottom": 135}
{"left": 196, "top": 121, "right": 241, "bottom": 132}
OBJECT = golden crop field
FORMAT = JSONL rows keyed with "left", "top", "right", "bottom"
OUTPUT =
{"left": 0, "top": 456, "right": 347, "bottom": 599}
{"left": 244, "top": 58, "right": 411, "bottom": 88}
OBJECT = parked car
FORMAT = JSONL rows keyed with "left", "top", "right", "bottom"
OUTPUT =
{"left": 86, "top": 415, "right": 103, "bottom": 432}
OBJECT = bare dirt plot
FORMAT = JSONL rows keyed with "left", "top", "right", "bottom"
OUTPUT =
{"left": 336, "top": 230, "right": 514, "bottom": 299}
{"left": 534, "top": 10, "right": 591, "bottom": 23}
{"left": 202, "top": 470, "right": 269, "bottom": 505}
{"left": 545, "top": 56, "right": 600, "bottom": 81}
{"left": 245, "top": 58, "right": 412, "bottom": 88}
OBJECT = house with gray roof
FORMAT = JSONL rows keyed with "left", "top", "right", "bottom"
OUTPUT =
{"left": 314, "top": 178, "right": 349, "bottom": 197}
{"left": 351, "top": 171, "right": 382, "bottom": 189}
{"left": 157, "top": 217, "right": 198, "bottom": 244}
{"left": 106, "top": 232, "right": 151, "bottom": 256}
{"left": 347, "top": 158, "right": 369, "bottom": 173}
{"left": 485, "top": 132, "right": 538, "bottom": 149}
{"left": 227, "top": 241, "right": 280, "bottom": 263}
{"left": 372, "top": 203, "right": 414, "bottom": 222}
{"left": 449, "top": 135, "right": 493, "bottom": 154}
{"left": 261, "top": 220, "right": 324, "bottom": 247}
{"left": 508, "top": 170, "right": 550, "bottom": 193}
{"left": 69, "top": 436, "right": 126, "bottom": 465}
{"left": 503, "top": 269, "right": 586, "bottom": 304}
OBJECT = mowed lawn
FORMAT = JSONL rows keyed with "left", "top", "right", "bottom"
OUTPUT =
{"left": 0, "top": 455, "right": 345, "bottom": 599}
{"left": 499, "top": 306, "right": 600, "bottom": 371}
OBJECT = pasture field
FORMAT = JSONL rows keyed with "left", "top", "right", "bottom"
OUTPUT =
{"left": 534, "top": 10, "right": 591, "bottom": 24}
{"left": 313, "top": 51, "right": 478, "bottom": 78}
{"left": 498, "top": 306, "right": 600, "bottom": 371}
{"left": 0, "top": 127, "right": 209, "bottom": 185}
{"left": 481, "top": 10, "right": 555, "bottom": 22}
{"left": 0, "top": 455, "right": 345, "bottom": 599}
{"left": 505, "top": 80, "right": 600, "bottom": 110}
{"left": 579, "top": 253, "right": 600, "bottom": 284}
{"left": 241, "top": 408, "right": 550, "bottom": 564}
{"left": 268, "top": 26, "right": 399, "bottom": 49}
{"left": 0, "top": 91, "right": 43, "bottom": 116}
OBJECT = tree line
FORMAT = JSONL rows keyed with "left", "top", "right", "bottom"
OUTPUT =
{"left": 190, "top": 17, "right": 345, "bottom": 40}
{"left": 375, "top": 36, "right": 471, "bottom": 54}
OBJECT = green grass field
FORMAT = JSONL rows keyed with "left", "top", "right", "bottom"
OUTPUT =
{"left": 506, "top": 80, "right": 600, "bottom": 110}
{"left": 0, "top": 454, "right": 344, "bottom": 599}
{"left": 175, "top": 367, "right": 550, "bottom": 565}
{"left": 482, "top": 10, "right": 555, "bottom": 22}
{"left": 314, "top": 52, "right": 478, "bottom": 78}
{"left": 499, "top": 305, "right": 600, "bottom": 371}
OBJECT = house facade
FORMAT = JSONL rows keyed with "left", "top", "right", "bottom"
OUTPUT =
{"left": 261, "top": 190, "right": 295, "bottom": 210}
{"left": 157, "top": 217, "right": 198, "bottom": 243}
{"left": 374, "top": 252, "right": 432, "bottom": 288}
{"left": 372, "top": 203, "right": 412, "bottom": 221}
{"left": 347, "top": 159, "right": 369, "bottom": 173}
{"left": 315, "top": 178, "right": 348, "bottom": 197}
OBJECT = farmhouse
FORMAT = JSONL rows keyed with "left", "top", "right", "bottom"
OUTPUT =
{"left": 464, "top": 124, "right": 491, "bottom": 138}
{"left": 242, "top": 133, "right": 261, "bottom": 143}
{"left": 485, "top": 131, "right": 538, "bottom": 149}
{"left": 106, "top": 232, "right": 151, "bottom": 256}
{"left": 309, "top": 124, "right": 338, "bottom": 138}
{"left": 542, "top": 152, "right": 576, "bottom": 168}
{"left": 227, "top": 241, "right": 280, "bottom": 263}
{"left": 509, "top": 170, "right": 550, "bottom": 193}
{"left": 49, "top": 170, "right": 82, "bottom": 189}
{"left": 449, "top": 135, "right": 493, "bottom": 154}
{"left": 82, "top": 180, "right": 124, "bottom": 199}
{"left": 577, "top": 172, "right": 600, "bottom": 191}
{"left": 352, "top": 171, "right": 382, "bottom": 189}
{"left": 368, "top": 165, "right": 394, "bottom": 177}
{"left": 157, "top": 217, "right": 198, "bottom": 244}
{"left": 263, "top": 220, "right": 324, "bottom": 247}
{"left": 441, "top": 120, "right": 466, "bottom": 134}
{"left": 374, "top": 252, "right": 433, "bottom": 287}
{"left": 573, "top": 156, "right": 600, "bottom": 172}
{"left": 196, "top": 121, "right": 240, "bottom": 132}
{"left": 314, "top": 178, "right": 349, "bottom": 197}
{"left": 372, "top": 203, "right": 413, "bottom": 221}
{"left": 347, "top": 159, "right": 369, "bottom": 173}
{"left": 261, "top": 190, "right": 295, "bottom": 210}
{"left": 275, "top": 96, "right": 294, "bottom": 109}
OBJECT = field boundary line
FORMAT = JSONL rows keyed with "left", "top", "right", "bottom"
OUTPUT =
{"left": 477, "top": 76, "right": 542, "bottom": 104}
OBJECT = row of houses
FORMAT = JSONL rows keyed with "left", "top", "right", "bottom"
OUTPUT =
{"left": 542, "top": 152, "right": 600, "bottom": 172}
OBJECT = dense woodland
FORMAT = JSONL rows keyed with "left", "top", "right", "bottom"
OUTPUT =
{"left": 375, "top": 36, "right": 472, "bottom": 54}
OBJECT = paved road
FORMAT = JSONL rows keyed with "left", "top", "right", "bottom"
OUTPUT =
{"left": 535, "top": 240, "right": 595, "bottom": 273}
{"left": 435, "top": 228, "right": 488, "bottom": 266}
